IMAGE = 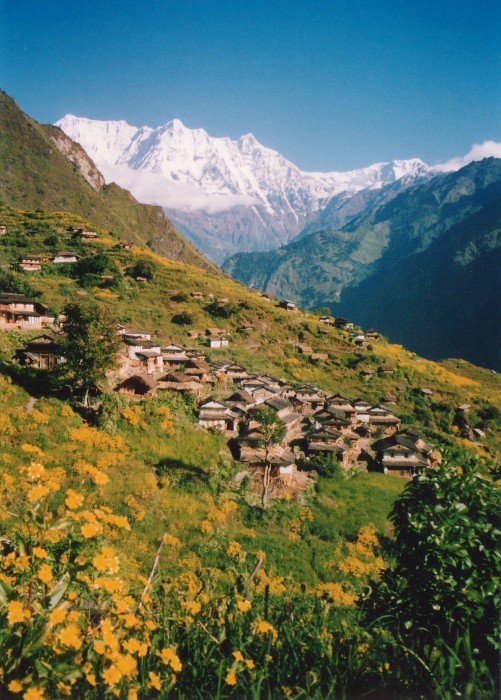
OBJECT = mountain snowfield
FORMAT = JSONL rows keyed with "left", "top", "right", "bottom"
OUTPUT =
{"left": 56, "top": 114, "right": 433, "bottom": 262}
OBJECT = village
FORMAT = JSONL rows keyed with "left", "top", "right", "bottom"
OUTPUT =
{"left": 1, "top": 283, "right": 444, "bottom": 493}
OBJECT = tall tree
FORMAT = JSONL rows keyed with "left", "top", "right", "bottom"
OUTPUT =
{"left": 58, "top": 302, "right": 120, "bottom": 405}
{"left": 250, "top": 407, "right": 286, "bottom": 509}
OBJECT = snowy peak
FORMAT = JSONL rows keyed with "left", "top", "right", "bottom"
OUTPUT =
{"left": 55, "top": 113, "right": 434, "bottom": 262}
{"left": 56, "top": 113, "right": 431, "bottom": 201}
{"left": 55, "top": 114, "right": 140, "bottom": 165}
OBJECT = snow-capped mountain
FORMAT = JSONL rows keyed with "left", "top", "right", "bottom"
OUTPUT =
{"left": 55, "top": 114, "right": 433, "bottom": 262}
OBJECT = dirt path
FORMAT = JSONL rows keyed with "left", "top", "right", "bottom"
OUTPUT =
{"left": 26, "top": 396, "right": 37, "bottom": 412}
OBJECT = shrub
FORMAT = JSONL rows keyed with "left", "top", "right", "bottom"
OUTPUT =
{"left": 126, "top": 259, "right": 155, "bottom": 281}
{"left": 171, "top": 312, "right": 193, "bottom": 326}
{"left": 366, "top": 460, "right": 500, "bottom": 697}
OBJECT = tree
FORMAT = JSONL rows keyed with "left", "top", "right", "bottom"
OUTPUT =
{"left": 367, "top": 461, "right": 500, "bottom": 695}
{"left": 250, "top": 407, "right": 286, "bottom": 509}
{"left": 58, "top": 302, "right": 120, "bottom": 405}
{"left": 127, "top": 259, "right": 155, "bottom": 281}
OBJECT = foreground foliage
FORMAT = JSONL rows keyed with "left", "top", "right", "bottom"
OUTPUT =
{"left": 0, "top": 377, "right": 498, "bottom": 698}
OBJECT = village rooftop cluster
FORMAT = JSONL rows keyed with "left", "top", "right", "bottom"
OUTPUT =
{"left": 3, "top": 287, "right": 444, "bottom": 486}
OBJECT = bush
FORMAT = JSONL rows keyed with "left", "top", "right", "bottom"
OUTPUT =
{"left": 205, "top": 301, "right": 239, "bottom": 319}
{"left": 366, "top": 460, "right": 500, "bottom": 697}
{"left": 126, "top": 259, "right": 155, "bottom": 281}
{"left": 171, "top": 312, "right": 193, "bottom": 326}
{"left": 307, "top": 454, "right": 342, "bottom": 479}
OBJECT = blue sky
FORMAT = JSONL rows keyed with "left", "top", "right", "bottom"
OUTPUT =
{"left": 1, "top": 0, "right": 500, "bottom": 171}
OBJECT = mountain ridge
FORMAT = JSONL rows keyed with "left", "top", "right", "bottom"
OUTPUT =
{"left": 223, "top": 158, "right": 501, "bottom": 368}
{"left": 55, "top": 114, "right": 433, "bottom": 262}
{"left": 0, "top": 91, "right": 214, "bottom": 271}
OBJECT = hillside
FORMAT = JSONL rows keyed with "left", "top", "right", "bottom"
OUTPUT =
{"left": 0, "top": 91, "right": 214, "bottom": 271}
{"left": 337, "top": 198, "right": 501, "bottom": 370}
{"left": 223, "top": 158, "right": 501, "bottom": 368}
{"left": 1, "top": 204, "right": 499, "bottom": 454}
{"left": 0, "top": 198, "right": 499, "bottom": 698}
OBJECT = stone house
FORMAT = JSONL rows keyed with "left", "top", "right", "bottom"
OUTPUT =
{"left": 15, "top": 334, "right": 63, "bottom": 369}
{"left": 18, "top": 255, "right": 43, "bottom": 271}
{"left": 53, "top": 252, "right": 80, "bottom": 264}
{"left": 279, "top": 300, "right": 297, "bottom": 311}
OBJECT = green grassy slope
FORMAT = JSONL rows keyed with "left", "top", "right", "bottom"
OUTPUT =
{"left": 0, "top": 91, "right": 215, "bottom": 271}
{"left": 1, "top": 204, "right": 499, "bottom": 462}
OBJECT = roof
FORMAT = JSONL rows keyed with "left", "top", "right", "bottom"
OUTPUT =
{"left": 25, "top": 334, "right": 58, "bottom": 347}
{"left": 115, "top": 375, "right": 157, "bottom": 392}
{"left": 123, "top": 338, "right": 159, "bottom": 349}
{"left": 225, "top": 390, "right": 254, "bottom": 404}
{"left": 162, "top": 343, "right": 185, "bottom": 352}
{"left": 265, "top": 397, "right": 291, "bottom": 412}
{"left": 136, "top": 350, "right": 162, "bottom": 359}
{"left": 0, "top": 293, "right": 36, "bottom": 304}
{"left": 281, "top": 412, "right": 302, "bottom": 425}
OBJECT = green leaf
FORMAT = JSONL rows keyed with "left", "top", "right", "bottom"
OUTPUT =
{"left": 48, "top": 575, "right": 70, "bottom": 610}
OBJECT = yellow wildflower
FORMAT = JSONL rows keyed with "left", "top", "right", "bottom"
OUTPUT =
{"left": 93, "top": 547, "right": 119, "bottom": 574}
{"left": 94, "top": 640, "right": 106, "bottom": 655}
{"left": 245, "top": 659, "right": 255, "bottom": 669}
{"left": 123, "top": 638, "right": 141, "bottom": 654}
{"left": 104, "top": 513, "right": 130, "bottom": 530}
{"left": 86, "top": 673, "right": 96, "bottom": 686}
{"left": 81, "top": 521, "right": 103, "bottom": 538}
{"left": 8, "top": 679, "right": 23, "bottom": 693}
{"left": 225, "top": 668, "right": 237, "bottom": 686}
{"left": 27, "top": 485, "right": 50, "bottom": 502}
{"left": 226, "top": 540, "right": 242, "bottom": 557}
{"left": 32, "top": 547, "right": 48, "bottom": 559}
{"left": 94, "top": 577, "right": 124, "bottom": 594}
{"left": 103, "top": 665, "right": 123, "bottom": 686}
{"left": 122, "top": 613, "right": 139, "bottom": 628}
{"left": 56, "top": 682, "right": 71, "bottom": 696}
{"left": 158, "top": 646, "right": 183, "bottom": 672}
{"left": 65, "top": 489, "right": 84, "bottom": 510}
{"left": 49, "top": 608, "right": 67, "bottom": 625}
{"left": 23, "top": 689, "right": 45, "bottom": 700}
{"left": 233, "top": 651, "right": 244, "bottom": 661}
{"left": 37, "top": 564, "right": 53, "bottom": 584}
{"left": 58, "top": 623, "right": 82, "bottom": 650}
{"left": 254, "top": 619, "right": 278, "bottom": 642}
{"left": 237, "top": 599, "right": 251, "bottom": 612}
{"left": 27, "top": 462, "right": 45, "bottom": 479}
{"left": 148, "top": 671, "right": 162, "bottom": 691}
{"left": 13, "top": 555, "right": 30, "bottom": 571}
{"left": 116, "top": 653, "right": 137, "bottom": 678}
{"left": 182, "top": 599, "right": 201, "bottom": 615}
{"left": 7, "top": 601, "right": 31, "bottom": 625}
{"left": 22, "top": 443, "right": 44, "bottom": 455}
